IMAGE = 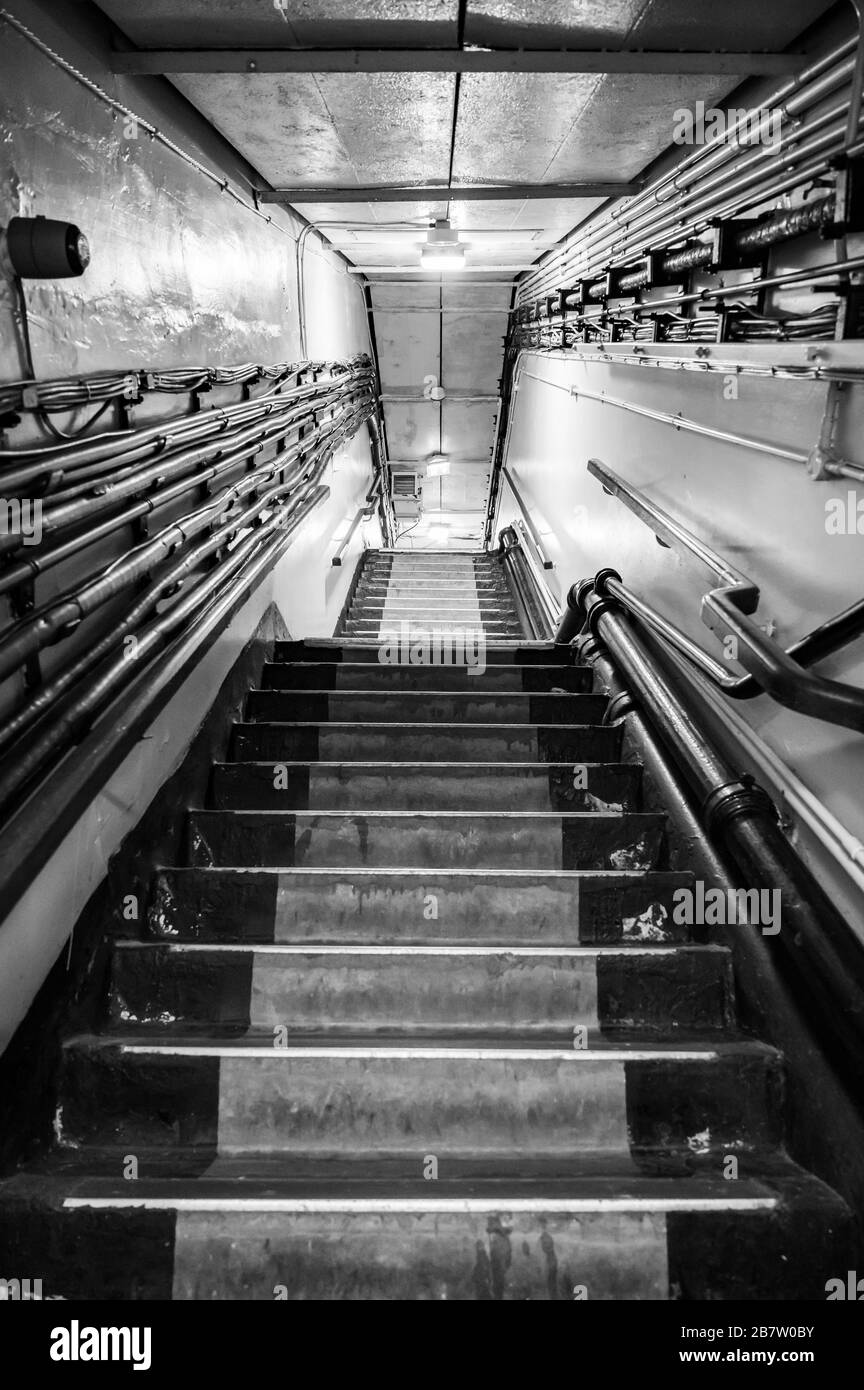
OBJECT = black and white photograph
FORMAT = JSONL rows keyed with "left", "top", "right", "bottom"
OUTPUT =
{"left": 0, "top": 0, "right": 863, "bottom": 1356}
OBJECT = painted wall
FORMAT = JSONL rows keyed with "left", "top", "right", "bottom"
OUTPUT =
{"left": 0, "top": 1, "right": 370, "bottom": 380}
{"left": 496, "top": 340, "right": 864, "bottom": 934}
{"left": 0, "top": 0, "right": 381, "bottom": 1054}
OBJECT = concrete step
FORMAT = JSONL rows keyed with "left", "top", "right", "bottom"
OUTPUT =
{"left": 273, "top": 640, "right": 573, "bottom": 665}
{"left": 1, "top": 1164, "right": 849, "bottom": 1301}
{"left": 57, "top": 1035, "right": 784, "bottom": 1161}
{"left": 350, "top": 612, "right": 518, "bottom": 627}
{"left": 210, "top": 761, "right": 642, "bottom": 812}
{"left": 230, "top": 721, "right": 623, "bottom": 763}
{"left": 355, "top": 580, "right": 509, "bottom": 595}
{"left": 341, "top": 622, "right": 523, "bottom": 637}
{"left": 243, "top": 690, "right": 607, "bottom": 725}
{"left": 261, "top": 662, "right": 593, "bottom": 692}
{"left": 350, "top": 603, "right": 514, "bottom": 619}
{"left": 353, "top": 588, "right": 509, "bottom": 601}
{"left": 186, "top": 809, "right": 667, "bottom": 871}
{"left": 109, "top": 942, "right": 734, "bottom": 1036}
{"left": 346, "top": 618, "right": 517, "bottom": 632}
{"left": 148, "top": 866, "right": 696, "bottom": 946}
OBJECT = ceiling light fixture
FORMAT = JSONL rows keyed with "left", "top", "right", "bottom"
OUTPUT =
{"left": 419, "top": 218, "right": 466, "bottom": 272}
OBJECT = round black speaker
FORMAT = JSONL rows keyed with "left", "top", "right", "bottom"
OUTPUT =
{"left": 6, "top": 216, "right": 90, "bottom": 278}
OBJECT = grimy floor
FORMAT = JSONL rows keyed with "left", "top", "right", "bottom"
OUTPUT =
{"left": 0, "top": 551, "right": 851, "bottom": 1298}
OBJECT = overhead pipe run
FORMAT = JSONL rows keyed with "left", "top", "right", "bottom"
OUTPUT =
{"left": 519, "top": 20, "right": 864, "bottom": 303}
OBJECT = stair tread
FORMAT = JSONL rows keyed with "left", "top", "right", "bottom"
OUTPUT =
{"left": 46, "top": 1172, "right": 832, "bottom": 1212}
{"left": 158, "top": 864, "right": 689, "bottom": 877}
{"left": 67, "top": 1032, "right": 774, "bottom": 1057}
{"left": 114, "top": 942, "right": 727, "bottom": 955}
{"left": 191, "top": 809, "right": 662, "bottom": 819}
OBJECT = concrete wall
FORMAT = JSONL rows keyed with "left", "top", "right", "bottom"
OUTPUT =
{"left": 496, "top": 340, "right": 864, "bottom": 935}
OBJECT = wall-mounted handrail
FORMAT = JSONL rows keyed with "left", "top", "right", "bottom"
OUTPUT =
{"left": 580, "top": 459, "right": 864, "bottom": 732}
{"left": 500, "top": 466, "right": 554, "bottom": 569}
{"left": 598, "top": 572, "right": 864, "bottom": 702}
{"left": 497, "top": 526, "right": 557, "bottom": 639}
{"left": 331, "top": 501, "right": 375, "bottom": 567}
{"left": 574, "top": 587, "right": 864, "bottom": 1102}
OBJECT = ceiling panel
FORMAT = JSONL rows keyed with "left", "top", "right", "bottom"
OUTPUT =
{"left": 441, "top": 400, "right": 499, "bottom": 461}
{"left": 465, "top": 0, "right": 833, "bottom": 48}
{"left": 443, "top": 311, "right": 510, "bottom": 393}
{"left": 98, "top": 0, "right": 459, "bottom": 47}
{"left": 542, "top": 73, "right": 736, "bottom": 183}
{"left": 464, "top": 1, "right": 647, "bottom": 49}
{"left": 627, "top": 0, "right": 835, "bottom": 49}
{"left": 171, "top": 72, "right": 454, "bottom": 187}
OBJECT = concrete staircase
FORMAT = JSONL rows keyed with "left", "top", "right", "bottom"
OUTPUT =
{"left": 0, "top": 549, "right": 852, "bottom": 1300}
{"left": 339, "top": 549, "right": 524, "bottom": 641}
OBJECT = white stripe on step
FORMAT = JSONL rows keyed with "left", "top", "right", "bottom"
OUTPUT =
{"left": 64, "top": 1195, "right": 777, "bottom": 1213}
{"left": 119, "top": 1045, "right": 721, "bottom": 1060}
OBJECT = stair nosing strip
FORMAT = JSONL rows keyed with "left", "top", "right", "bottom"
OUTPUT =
{"left": 62, "top": 1195, "right": 779, "bottom": 1213}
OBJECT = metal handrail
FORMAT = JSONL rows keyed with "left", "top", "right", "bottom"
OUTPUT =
{"left": 497, "top": 526, "right": 557, "bottom": 639}
{"left": 500, "top": 467, "right": 554, "bottom": 570}
{"left": 331, "top": 501, "right": 375, "bottom": 567}
{"left": 567, "top": 460, "right": 864, "bottom": 732}
{"left": 574, "top": 589, "right": 864, "bottom": 1094}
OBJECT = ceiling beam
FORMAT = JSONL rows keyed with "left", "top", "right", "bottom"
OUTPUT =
{"left": 112, "top": 48, "right": 802, "bottom": 76}
{"left": 261, "top": 183, "right": 637, "bottom": 204}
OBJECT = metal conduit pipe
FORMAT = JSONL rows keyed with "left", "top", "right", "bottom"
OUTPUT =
{"left": 0, "top": 488, "right": 302, "bottom": 757}
{"left": 0, "top": 376, "right": 374, "bottom": 555}
{"left": 571, "top": 383, "right": 808, "bottom": 463}
{"left": 520, "top": 26, "right": 864, "bottom": 301}
{"left": 0, "top": 483, "right": 330, "bottom": 818}
{"left": 0, "top": 360, "right": 334, "bottom": 457}
{"left": 0, "top": 395, "right": 373, "bottom": 682}
{"left": 0, "top": 359, "right": 371, "bottom": 483}
{"left": 529, "top": 255, "right": 864, "bottom": 332}
{"left": 612, "top": 195, "right": 836, "bottom": 295}
{"left": 526, "top": 127, "right": 855, "bottom": 312}
{"left": 576, "top": 586, "right": 864, "bottom": 1080}
{"left": 610, "top": 36, "right": 860, "bottom": 219}
{"left": 22, "top": 376, "right": 358, "bottom": 505}
{"left": 0, "top": 385, "right": 373, "bottom": 813}
{"left": 0, "top": 437, "right": 318, "bottom": 599}
{"left": 0, "top": 483, "right": 326, "bottom": 811}
{"left": 521, "top": 30, "right": 863, "bottom": 296}
{"left": 548, "top": 103, "right": 854, "bottom": 296}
